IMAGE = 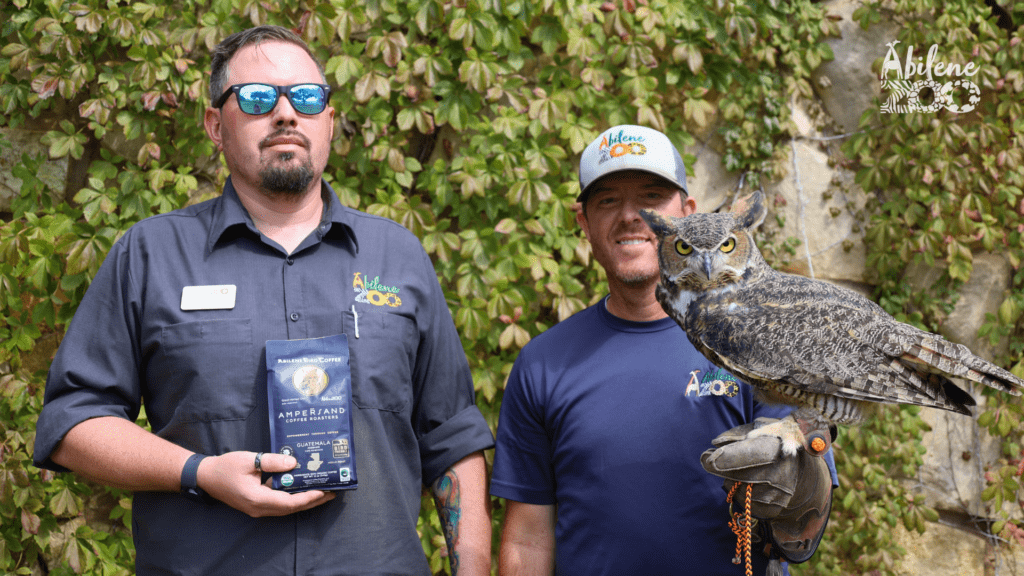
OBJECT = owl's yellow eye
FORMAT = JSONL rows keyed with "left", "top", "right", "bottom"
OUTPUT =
{"left": 720, "top": 238, "right": 736, "bottom": 253}
{"left": 675, "top": 240, "right": 692, "bottom": 255}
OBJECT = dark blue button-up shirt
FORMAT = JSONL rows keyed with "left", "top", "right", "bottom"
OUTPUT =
{"left": 34, "top": 178, "right": 494, "bottom": 576}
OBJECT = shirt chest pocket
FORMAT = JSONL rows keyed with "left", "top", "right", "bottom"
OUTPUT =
{"left": 151, "top": 318, "right": 258, "bottom": 423}
{"left": 344, "top": 310, "right": 416, "bottom": 412}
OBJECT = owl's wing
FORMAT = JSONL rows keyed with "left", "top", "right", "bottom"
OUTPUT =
{"left": 684, "top": 276, "right": 978, "bottom": 413}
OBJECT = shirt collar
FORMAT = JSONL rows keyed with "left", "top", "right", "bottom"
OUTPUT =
{"left": 207, "top": 177, "right": 358, "bottom": 255}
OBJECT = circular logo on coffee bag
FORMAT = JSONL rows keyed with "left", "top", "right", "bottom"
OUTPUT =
{"left": 292, "top": 365, "right": 329, "bottom": 396}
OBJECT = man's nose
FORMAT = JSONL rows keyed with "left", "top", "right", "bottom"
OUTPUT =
{"left": 620, "top": 199, "right": 644, "bottom": 222}
{"left": 271, "top": 94, "right": 299, "bottom": 126}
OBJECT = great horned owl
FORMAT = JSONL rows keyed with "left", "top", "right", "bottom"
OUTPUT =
{"left": 639, "top": 191, "right": 1024, "bottom": 457}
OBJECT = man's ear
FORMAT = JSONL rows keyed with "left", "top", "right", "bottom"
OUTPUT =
{"left": 204, "top": 107, "right": 223, "bottom": 150}
{"left": 575, "top": 206, "right": 589, "bottom": 237}
{"left": 682, "top": 195, "right": 697, "bottom": 217}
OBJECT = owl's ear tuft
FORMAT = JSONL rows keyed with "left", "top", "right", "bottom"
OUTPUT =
{"left": 733, "top": 190, "right": 767, "bottom": 230}
{"left": 639, "top": 209, "right": 674, "bottom": 238}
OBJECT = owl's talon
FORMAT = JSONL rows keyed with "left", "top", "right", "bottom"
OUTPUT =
{"left": 745, "top": 416, "right": 804, "bottom": 457}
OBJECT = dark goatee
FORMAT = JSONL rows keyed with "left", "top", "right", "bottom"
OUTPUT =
{"left": 259, "top": 154, "right": 315, "bottom": 195}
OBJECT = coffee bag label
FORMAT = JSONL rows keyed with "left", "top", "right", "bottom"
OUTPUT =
{"left": 266, "top": 335, "right": 357, "bottom": 492}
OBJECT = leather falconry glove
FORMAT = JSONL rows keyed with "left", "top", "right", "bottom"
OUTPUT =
{"left": 700, "top": 417, "right": 833, "bottom": 571}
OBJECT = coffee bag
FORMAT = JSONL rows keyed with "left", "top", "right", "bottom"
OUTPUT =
{"left": 266, "top": 335, "right": 357, "bottom": 492}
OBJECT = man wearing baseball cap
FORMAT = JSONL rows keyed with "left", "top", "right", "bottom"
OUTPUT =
{"left": 490, "top": 125, "right": 836, "bottom": 575}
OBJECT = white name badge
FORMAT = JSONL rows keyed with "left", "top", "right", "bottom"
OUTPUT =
{"left": 180, "top": 285, "right": 237, "bottom": 311}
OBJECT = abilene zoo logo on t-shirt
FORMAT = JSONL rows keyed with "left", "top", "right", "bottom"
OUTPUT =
{"left": 684, "top": 368, "right": 740, "bottom": 398}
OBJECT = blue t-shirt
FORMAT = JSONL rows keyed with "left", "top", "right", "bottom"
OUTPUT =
{"left": 491, "top": 299, "right": 801, "bottom": 575}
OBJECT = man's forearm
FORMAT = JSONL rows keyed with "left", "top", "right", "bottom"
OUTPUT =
{"left": 431, "top": 452, "right": 491, "bottom": 575}
{"left": 497, "top": 501, "right": 556, "bottom": 576}
{"left": 498, "top": 543, "right": 555, "bottom": 576}
{"left": 51, "top": 416, "right": 336, "bottom": 518}
{"left": 52, "top": 416, "right": 192, "bottom": 492}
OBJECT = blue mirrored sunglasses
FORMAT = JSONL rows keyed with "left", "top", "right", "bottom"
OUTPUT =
{"left": 213, "top": 83, "right": 332, "bottom": 115}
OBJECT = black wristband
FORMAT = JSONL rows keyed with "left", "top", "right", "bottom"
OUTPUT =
{"left": 180, "top": 453, "right": 211, "bottom": 504}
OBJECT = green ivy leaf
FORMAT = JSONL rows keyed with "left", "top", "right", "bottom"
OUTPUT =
{"left": 50, "top": 486, "right": 80, "bottom": 517}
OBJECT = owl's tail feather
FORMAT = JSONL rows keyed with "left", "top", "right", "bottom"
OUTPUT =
{"left": 927, "top": 372, "right": 976, "bottom": 415}
{"left": 907, "top": 335, "right": 1024, "bottom": 396}
{"left": 961, "top": 356, "right": 1024, "bottom": 396}
{"left": 886, "top": 356, "right": 974, "bottom": 414}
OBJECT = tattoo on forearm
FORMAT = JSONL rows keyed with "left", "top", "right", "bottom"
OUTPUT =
{"left": 432, "top": 469, "right": 461, "bottom": 574}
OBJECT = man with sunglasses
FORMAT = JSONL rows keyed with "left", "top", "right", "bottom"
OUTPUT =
{"left": 34, "top": 25, "right": 494, "bottom": 576}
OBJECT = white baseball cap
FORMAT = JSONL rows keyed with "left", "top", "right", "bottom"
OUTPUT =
{"left": 577, "top": 125, "right": 689, "bottom": 203}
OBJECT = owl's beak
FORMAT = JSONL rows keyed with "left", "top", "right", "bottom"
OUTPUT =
{"left": 702, "top": 254, "right": 713, "bottom": 280}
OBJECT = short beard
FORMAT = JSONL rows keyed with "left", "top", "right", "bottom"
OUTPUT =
{"left": 259, "top": 153, "right": 315, "bottom": 195}
{"left": 617, "top": 271, "right": 657, "bottom": 286}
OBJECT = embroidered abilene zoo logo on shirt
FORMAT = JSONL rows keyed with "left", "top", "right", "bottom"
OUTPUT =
{"left": 353, "top": 272, "right": 402, "bottom": 308}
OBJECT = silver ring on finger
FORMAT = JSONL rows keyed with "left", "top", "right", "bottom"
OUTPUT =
{"left": 255, "top": 452, "right": 264, "bottom": 473}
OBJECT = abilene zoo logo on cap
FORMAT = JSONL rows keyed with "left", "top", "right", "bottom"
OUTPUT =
{"left": 596, "top": 129, "right": 648, "bottom": 164}
{"left": 879, "top": 40, "right": 981, "bottom": 114}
